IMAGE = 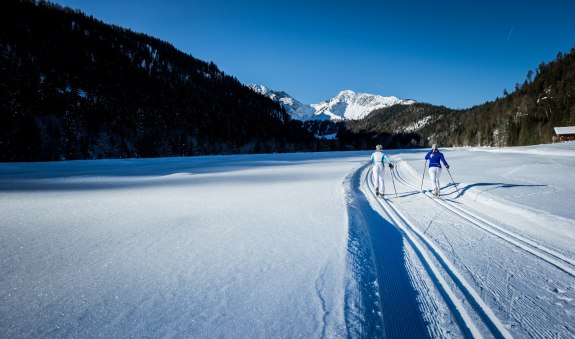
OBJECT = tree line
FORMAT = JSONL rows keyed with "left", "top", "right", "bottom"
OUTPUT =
{"left": 1, "top": 0, "right": 321, "bottom": 161}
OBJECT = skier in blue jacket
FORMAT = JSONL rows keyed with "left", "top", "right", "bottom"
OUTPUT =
{"left": 425, "top": 144, "right": 449, "bottom": 196}
{"left": 371, "top": 144, "right": 393, "bottom": 197}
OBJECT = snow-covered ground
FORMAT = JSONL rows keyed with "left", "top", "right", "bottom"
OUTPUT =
{"left": 1, "top": 143, "right": 574, "bottom": 338}
{"left": 370, "top": 143, "right": 575, "bottom": 338}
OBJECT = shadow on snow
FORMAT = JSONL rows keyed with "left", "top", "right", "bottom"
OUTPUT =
{"left": 456, "top": 182, "right": 546, "bottom": 197}
{"left": 344, "top": 164, "right": 430, "bottom": 338}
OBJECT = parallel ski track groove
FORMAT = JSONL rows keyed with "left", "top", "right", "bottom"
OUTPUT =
{"left": 390, "top": 160, "right": 575, "bottom": 277}
{"left": 363, "top": 167, "right": 511, "bottom": 339}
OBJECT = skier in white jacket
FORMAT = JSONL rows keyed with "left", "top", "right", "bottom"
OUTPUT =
{"left": 371, "top": 144, "right": 393, "bottom": 197}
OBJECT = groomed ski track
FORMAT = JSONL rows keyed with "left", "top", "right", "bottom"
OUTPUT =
{"left": 361, "top": 164, "right": 510, "bottom": 339}
{"left": 389, "top": 160, "right": 575, "bottom": 278}
{"left": 351, "top": 157, "right": 575, "bottom": 338}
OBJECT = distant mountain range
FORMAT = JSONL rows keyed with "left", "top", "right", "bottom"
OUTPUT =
{"left": 248, "top": 84, "right": 416, "bottom": 121}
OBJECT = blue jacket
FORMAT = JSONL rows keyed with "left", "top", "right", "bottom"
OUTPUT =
{"left": 425, "top": 150, "right": 448, "bottom": 168}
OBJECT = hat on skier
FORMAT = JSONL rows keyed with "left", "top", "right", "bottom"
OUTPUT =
{"left": 376, "top": 144, "right": 382, "bottom": 151}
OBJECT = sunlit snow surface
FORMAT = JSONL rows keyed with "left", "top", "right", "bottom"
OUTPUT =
{"left": 1, "top": 144, "right": 574, "bottom": 337}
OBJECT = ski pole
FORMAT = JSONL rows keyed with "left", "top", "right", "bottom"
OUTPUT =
{"left": 389, "top": 162, "right": 398, "bottom": 198}
{"left": 446, "top": 167, "right": 460, "bottom": 196}
{"left": 420, "top": 160, "right": 427, "bottom": 192}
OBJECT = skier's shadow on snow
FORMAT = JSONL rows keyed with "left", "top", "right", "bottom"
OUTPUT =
{"left": 392, "top": 188, "right": 461, "bottom": 203}
{"left": 393, "top": 182, "right": 545, "bottom": 202}
{"left": 393, "top": 190, "right": 422, "bottom": 199}
{"left": 455, "top": 182, "right": 546, "bottom": 197}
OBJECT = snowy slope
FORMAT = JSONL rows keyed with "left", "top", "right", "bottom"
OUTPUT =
{"left": 1, "top": 143, "right": 574, "bottom": 337}
{"left": 249, "top": 84, "right": 415, "bottom": 121}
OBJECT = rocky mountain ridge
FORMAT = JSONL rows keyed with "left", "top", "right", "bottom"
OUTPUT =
{"left": 248, "top": 84, "right": 415, "bottom": 121}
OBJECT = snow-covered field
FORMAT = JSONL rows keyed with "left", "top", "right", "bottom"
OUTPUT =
{"left": 1, "top": 143, "right": 574, "bottom": 338}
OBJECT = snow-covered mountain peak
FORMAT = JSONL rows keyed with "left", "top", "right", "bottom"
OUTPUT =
{"left": 313, "top": 89, "right": 416, "bottom": 120}
{"left": 248, "top": 84, "right": 270, "bottom": 96}
{"left": 248, "top": 85, "right": 415, "bottom": 121}
{"left": 247, "top": 84, "right": 317, "bottom": 120}
{"left": 248, "top": 84, "right": 291, "bottom": 103}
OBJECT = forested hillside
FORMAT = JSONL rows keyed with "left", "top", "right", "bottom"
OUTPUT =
{"left": 454, "top": 49, "right": 575, "bottom": 146}
{"left": 348, "top": 47, "right": 575, "bottom": 148}
{"left": 0, "top": 0, "right": 316, "bottom": 161}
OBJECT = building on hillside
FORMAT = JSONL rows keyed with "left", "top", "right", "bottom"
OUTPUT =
{"left": 553, "top": 126, "right": 575, "bottom": 142}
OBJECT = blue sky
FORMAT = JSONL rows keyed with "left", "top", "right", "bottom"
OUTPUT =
{"left": 50, "top": 0, "right": 575, "bottom": 109}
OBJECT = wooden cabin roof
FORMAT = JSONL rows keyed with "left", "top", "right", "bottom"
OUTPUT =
{"left": 554, "top": 126, "right": 575, "bottom": 135}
